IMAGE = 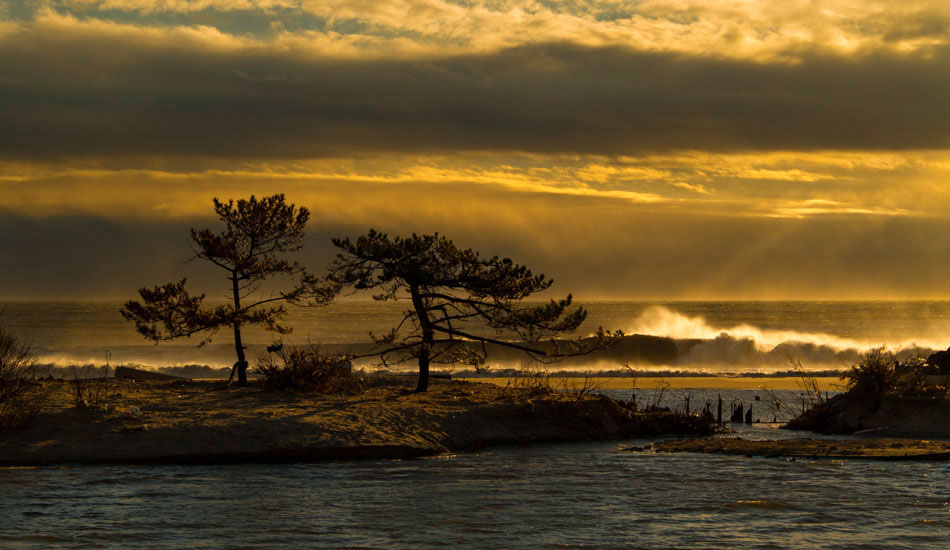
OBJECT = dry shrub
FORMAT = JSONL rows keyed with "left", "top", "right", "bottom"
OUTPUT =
{"left": 505, "top": 364, "right": 603, "bottom": 400}
{"left": 761, "top": 358, "right": 829, "bottom": 423}
{"left": 790, "top": 358, "right": 827, "bottom": 405}
{"left": 71, "top": 365, "right": 113, "bottom": 408}
{"left": 621, "top": 363, "right": 641, "bottom": 410}
{"left": 787, "top": 348, "right": 941, "bottom": 433}
{"left": 845, "top": 347, "right": 934, "bottom": 398}
{"left": 256, "top": 346, "right": 363, "bottom": 393}
{"left": 626, "top": 408, "right": 718, "bottom": 436}
{"left": 631, "top": 378, "right": 671, "bottom": 411}
{"left": 558, "top": 370, "right": 603, "bottom": 401}
{"left": 504, "top": 361, "right": 555, "bottom": 397}
{"left": 0, "top": 323, "right": 46, "bottom": 429}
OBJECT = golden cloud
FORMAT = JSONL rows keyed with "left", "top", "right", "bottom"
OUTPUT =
{"left": 42, "top": 1, "right": 950, "bottom": 61}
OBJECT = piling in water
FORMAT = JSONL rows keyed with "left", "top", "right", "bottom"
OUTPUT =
{"left": 731, "top": 403, "right": 744, "bottom": 423}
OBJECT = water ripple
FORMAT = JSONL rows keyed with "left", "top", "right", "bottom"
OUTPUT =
{"left": 2, "top": 429, "right": 948, "bottom": 548}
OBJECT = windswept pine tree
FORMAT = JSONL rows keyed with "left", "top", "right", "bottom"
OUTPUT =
{"left": 328, "top": 230, "right": 622, "bottom": 392}
{"left": 121, "top": 194, "right": 338, "bottom": 386}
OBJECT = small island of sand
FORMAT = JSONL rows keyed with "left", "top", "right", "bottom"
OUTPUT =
{"left": 0, "top": 376, "right": 714, "bottom": 466}
{"left": 628, "top": 349, "right": 950, "bottom": 461}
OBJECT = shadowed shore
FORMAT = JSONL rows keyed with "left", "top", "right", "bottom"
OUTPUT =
{"left": 465, "top": 376, "right": 844, "bottom": 391}
{"left": 786, "top": 392, "right": 950, "bottom": 439}
{"left": 635, "top": 437, "right": 950, "bottom": 461}
{"left": 0, "top": 378, "right": 713, "bottom": 466}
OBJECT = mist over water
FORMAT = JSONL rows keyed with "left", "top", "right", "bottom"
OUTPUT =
{"left": 623, "top": 306, "right": 943, "bottom": 371}
{"left": 3, "top": 300, "right": 950, "bottom": 375}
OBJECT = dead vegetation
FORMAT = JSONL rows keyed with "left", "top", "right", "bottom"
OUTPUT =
{"left": 758, "top": 359, "right": 830, "bottom": 423}
{"left": 503, "top": 361, "right": 555, "bottom": 397}
{"left": 559, "top": 370, "right": 603, "bottom": 401}
{"left": 255, "top": 345, "right": 365, "bottom": 394}
{"left": 503, "top": 362, "right": 604, "bottom": 401}
{"left": 842, "top": 347, "right": 941, "bottom": 398}
{"left": 495, "top": 362, "right": 717, "bottom": 436}
{"left": 70, "top": 362, "right": 115, "bottom": 409}
{"left": 785, "top": 347, "right": 947, "bottom": 433}
{"left": 1, "top": 376, "right": 718, "bottom": 465}
{"left": 0, "top": 323, "right": 48, "bottom": 430}
{"left": 618, "top": 363, "right": 672, "bottom": 413}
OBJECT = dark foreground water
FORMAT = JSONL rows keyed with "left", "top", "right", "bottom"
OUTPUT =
{"left": 2, "top": 425, "right": 949, "bottom": 550}
{"left": 0, "top": 386, "right": 945, "bottom": 550}
{"left": 0, "top": 385, "right": 946, "bottom": 549}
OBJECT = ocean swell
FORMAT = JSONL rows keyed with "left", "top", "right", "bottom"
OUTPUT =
{"left": 620, "top": 306, "right": 938, "bottom": 371}
{"left": 26, "top": 306, "right": 945, "bottom": 377}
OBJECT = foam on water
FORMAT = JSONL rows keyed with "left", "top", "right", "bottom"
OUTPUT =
{"left": 628, "top": 305, "right": 946, "bottom": 352}
{"left": 621, "top": 306, "right": 941, "bottom": 370}
{"left": 5, "top": 300, "right": 950, "bottom": 374}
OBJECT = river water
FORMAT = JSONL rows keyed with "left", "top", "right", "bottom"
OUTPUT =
{"left": 2, "top": 420, "right": 948, "bottom": 549}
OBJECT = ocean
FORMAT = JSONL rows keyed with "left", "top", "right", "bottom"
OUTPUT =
{"left": 3, "top": 302, "right": 950, "bottom": 548}
{"left": 3, "top": 300, "right": 949, "bottom": 375}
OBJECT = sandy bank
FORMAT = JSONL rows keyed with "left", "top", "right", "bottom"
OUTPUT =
{"left": 786, "top": 391, "right": 950, "bottom": 438}
{"left": 0, "top": 378, "right": 712, "bottom": 466}
{"left": 465, "top": 376, "right": 844, "bottom": 391}
{"left": 635, "top": 437, "right": 950, "bottom": 460}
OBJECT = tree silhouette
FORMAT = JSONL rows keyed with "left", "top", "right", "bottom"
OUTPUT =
{"left": 328, "top": 230, "right": 622, "bottom": 392}
{"left": 121, "top": 194, "right": 338, "bottom": 386}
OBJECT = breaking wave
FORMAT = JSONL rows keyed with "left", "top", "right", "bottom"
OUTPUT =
{"left": 24, "top": 306, "right": 949, "bottom": 377}
{"left": 619, "top": 306, "right": 939, "bottom": 371}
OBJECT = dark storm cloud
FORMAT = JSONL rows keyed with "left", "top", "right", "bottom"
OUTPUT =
{"left": 2, "top": 24, "right": 950, "bottom": 159}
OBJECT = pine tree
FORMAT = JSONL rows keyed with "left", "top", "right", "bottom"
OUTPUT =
{"left": 121, "top": 194, "right": 338, "bottom": 386}
{"left": 328, "top": 230, "right": 621, "bottom": 392}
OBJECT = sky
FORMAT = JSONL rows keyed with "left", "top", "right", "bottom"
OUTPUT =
{"left": 1, "top": 0, "right": 950, "bottom": 299}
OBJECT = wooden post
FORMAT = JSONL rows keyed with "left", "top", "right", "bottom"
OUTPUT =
{"left": 717, "top": 394, "right": 723, "bottom": 424}
{"left": 731, "top": 403, "right": 744, "bottom": 423}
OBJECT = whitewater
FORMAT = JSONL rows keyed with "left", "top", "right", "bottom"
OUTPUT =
{"left": 3, "top": 300, "right": 950, "bottom": 376}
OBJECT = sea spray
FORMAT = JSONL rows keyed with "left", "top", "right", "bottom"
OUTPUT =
{"left": 624, "top": 306, "right": 940, "bottom": 369}
{"left": 7, "top": 301, "right": 950, "bottom": 376}
{"left": 627, "top": 306, "right": 886, "bottom": 351}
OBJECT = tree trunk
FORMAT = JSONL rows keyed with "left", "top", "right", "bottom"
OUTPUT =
{"left": 228, "top": 272, "right": 248, "bottom": 387}
{"left": 233, "top": 323, "right": 248, "bottom": 386}
{"left": 410, "top": 284, "right": 432, "bottom": 393}
{"left": 416, "top": 350, "right": 430, "bottom": 393}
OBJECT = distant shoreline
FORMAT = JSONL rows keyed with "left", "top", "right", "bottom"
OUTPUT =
{"left": 34, "top": 361, "right": 849, "bottom": 384}
{"left": 463, "top": 376, "right": 844, "bottom": 391}
{"left": 640, "top": 438, "right": 950, "bottom": 460}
